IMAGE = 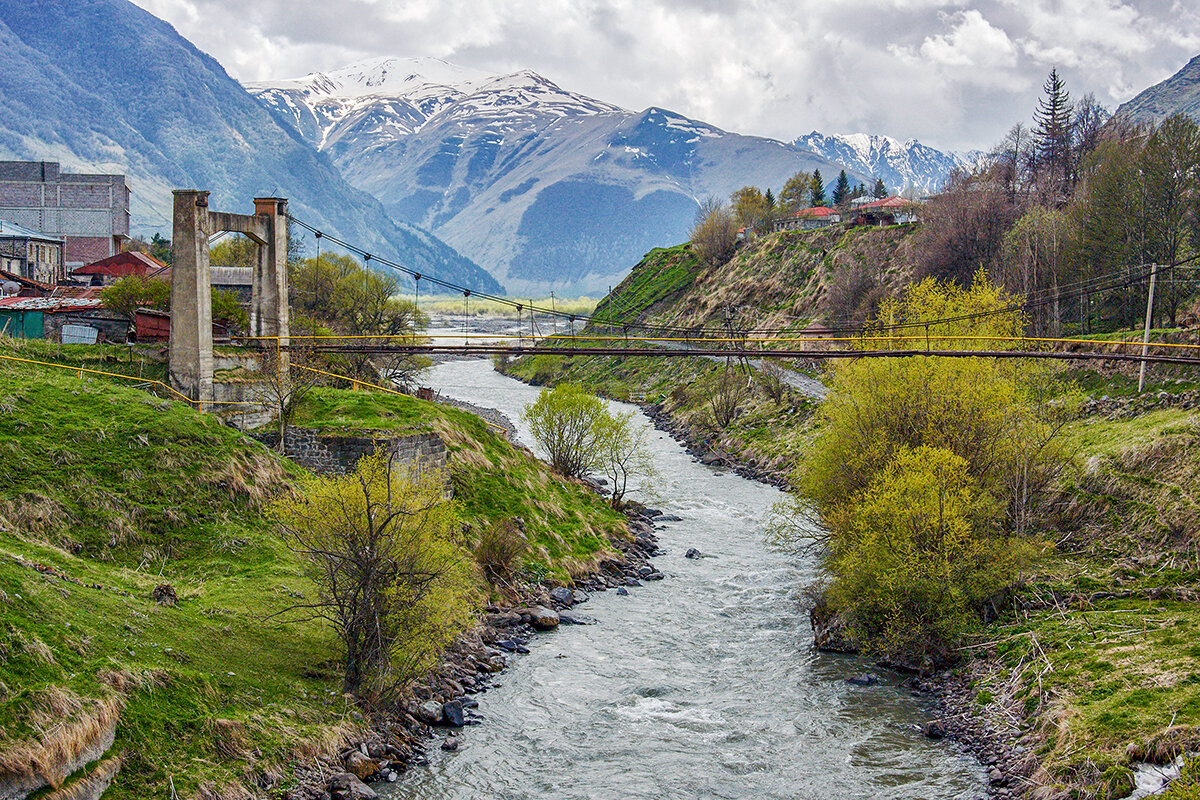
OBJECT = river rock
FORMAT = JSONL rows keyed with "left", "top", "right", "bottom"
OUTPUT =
{"left": 548, "top": 586, "right": 575, "bottom": 606}
{"left": 559, "top": 613, "right": 598, "bottom": 625}
{"left": 344, "top": 750, "right": 378, "bottom": 780}
{"left": 846, "top": 673, "right": 878, "bottom": 687}
{"left": 684, "top": 548, "right": 704, "bottom": 559}
{"left": 487, "top": 611, "right": 522, "bottom": 628}
{"left": 658, "top": 514, "right": 684, "bottom": 522}
{"left": 329, "top": 772, "right": 377, "bottom": 800}
{"left": 417, "top": 700, "right": 444, "bottom": 725}
{"left": 529, "top": 606, "right": 560, "bottom": 630}
{"left": 615, "top": 587, "right": 629, "bottom": 595}
{"left": 572, "top": 589, "right": 589, "bottom": 604}
{"left": 922, "top": 720, "right": 946, "bottom": 739}
{"left": 442, "top": 700, "right": 465, "bottom": 728}
{"left": 441, "top": 736, "right": 459, "bottom": 752}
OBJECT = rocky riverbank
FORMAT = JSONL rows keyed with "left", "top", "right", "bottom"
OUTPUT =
{"left": 638, "top": 393, "right": 1030, "bottom": 799}
{"left": 284, "top": 506, "right": 665, "bottom": 800}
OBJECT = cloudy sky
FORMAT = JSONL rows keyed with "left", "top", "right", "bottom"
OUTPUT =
{"left": 131, "top": 0, "right": 1199, "bottom": 152}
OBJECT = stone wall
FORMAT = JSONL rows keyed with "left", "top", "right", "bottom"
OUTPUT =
{"left": 260, "top": 427, "right": 448, "bottom": 475}
{"left": 1081, "top": 389, "right": 1200, "bottom": 419}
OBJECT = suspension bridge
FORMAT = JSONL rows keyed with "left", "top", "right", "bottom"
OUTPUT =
{"left": 55, "top": 190, "right": 1194, "bottom": 415}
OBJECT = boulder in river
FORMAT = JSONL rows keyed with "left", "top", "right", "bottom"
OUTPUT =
{"left": 417, "top": 700, "right": 444, "bottom": 725}
{"left": 329, "top": 772, "right": 378, "bottom": 800}
{"left": 922, "top": 720, "right": 946, "bottom": 739}
{"left": 442, "top": 700, "right": 465, "bottom": 727}
{"left": 684, "top": 548, "right": 705, "bottom": 559}
{"left": 548, "top": 586, "right": 575, "bottom": 606}
{"left": 529, "top": 606, "right": 560, "bottom": 630}
{"left": 344, "top": 750, "right": 378, "bottom": 780}
{"left": 846, "top": 674, "right": 878, "bottom": 687}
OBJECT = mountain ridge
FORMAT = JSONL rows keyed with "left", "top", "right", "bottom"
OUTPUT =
{"left": 793, "top": 131, "right": 981, "bottom": 195}
{"left": 249, "top": 57, "right": 969, "bottom": 294}
{"left": 1116, "top": 53, "right": 1200, "bottom": 126}
{"left": 0, "top": 2, "right": 501, "bottom": 292}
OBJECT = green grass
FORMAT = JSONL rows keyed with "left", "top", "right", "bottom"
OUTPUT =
{"left": 1063, "top": 408, "right": 1197, "bottom": 458}
{"left": 591, "top": 244, "right": 704, "bottom": 328}
{"left": 0, "top": 359, "right": 346, "bottom": 799}
{"left": 0, "top": 352, "right": 628, "bottom": 797}
{"left": 290, "top": 387, "right": 627, "bottom": 578}
{"left": 0, "top": 336, "right": 169, "bottom": 385}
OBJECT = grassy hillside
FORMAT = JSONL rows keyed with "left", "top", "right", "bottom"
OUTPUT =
{"left": 292, "top": 388, "right": 626, "bottom": 577}
{"left": 590, "top": 225, "right": 918, "bottom": 334}
{"left": 962, "top": 408, "right": 1200, "bottom": 798}
{"left": 503, "top": 350, "right": 820, "bottom": 482}
{"left": 0, "top": 347, "right": 626, "bottom": 798}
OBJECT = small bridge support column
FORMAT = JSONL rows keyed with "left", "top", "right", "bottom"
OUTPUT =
{"left": 170, "top": 190, "right": 214, "bottom": 403}
{"left": 169, "top": 191, "right": 289, "bottom": 408}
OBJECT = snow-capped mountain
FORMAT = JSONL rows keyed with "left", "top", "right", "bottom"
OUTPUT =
{"left": 794, "top": 131, "right": 981, "bottom": 195}
{"left": 0, "top": 8, "right": 498, "bottom": 292}
{"left": 249, "top": 59, "right": 863, "bottom": 294}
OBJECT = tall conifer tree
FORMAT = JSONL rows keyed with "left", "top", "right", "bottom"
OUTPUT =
{"left": 1034, "top": 68, "right": 1074, "bottom": 198}
{"left": 810, "top": 169, "right": 826, "bottom": 206}
{"left": 832, "top": 170, "right": 850, "bottom": 205}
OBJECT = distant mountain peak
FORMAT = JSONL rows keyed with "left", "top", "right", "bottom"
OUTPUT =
{"left": 1116, "top": 53, "right": 1200, "bottom": 126}
{"left": 794, "top": 131, "right": 976, "bottom": 193}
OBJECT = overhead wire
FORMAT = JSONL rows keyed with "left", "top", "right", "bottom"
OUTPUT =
{"left": 286, "top": 213, "right": 1199, "bottom": 341}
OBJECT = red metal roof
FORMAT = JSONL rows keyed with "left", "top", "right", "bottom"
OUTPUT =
{"left": 788, "top": 206, "right": 836, "bottom": 218}
{"left": 71, "top": 251, "right": 167, "bottom": 278}
{"left": 856, "top": 195, "right": 917, "bottom": 210}
{"left": 52, "top": 285, "right": 104, "bottom": 300}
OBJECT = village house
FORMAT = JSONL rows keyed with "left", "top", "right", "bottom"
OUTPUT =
{"left": 0, "top": 219, "right": 65, "bottom": 284}
{"left": 0, "top": 161, "right": 131, "bottom": 270}
{"left": 773, "top": 206, "right": 841, "bottom": 233}
{"left": 70, "top": 250, "right": 167, "bottom": 286}
{"left": 851, "top": 195, "right": 920, "bottom": 226}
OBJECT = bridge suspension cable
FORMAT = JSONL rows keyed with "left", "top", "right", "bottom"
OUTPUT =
{"left": 285, "top": 214, "right": 1199, "bottom": 341}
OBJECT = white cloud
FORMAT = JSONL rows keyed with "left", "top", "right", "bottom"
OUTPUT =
{"left": 127, "top": 0, "right": 1200, "bottom": 151}
{"left": 918, "top": 9, "right": 1018, "bottom": 69}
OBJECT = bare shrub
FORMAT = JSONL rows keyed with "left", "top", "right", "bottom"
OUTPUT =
{"left": 757, "top": 361, "right": 788, "bottom": 404}
{"left": 689, "top": 197, "right": 739, "bottom": 267}
{"left": 912, "top": 166, "right": 1020, "bottom": 286}
{"left": 475, "top": 518, "right": 528, "bottom": 586}
{"left": 710, "top": 369, "right": 749, "bottom": 428}
{"left": 824, "top": 264, "right": 885, "bottom": 323}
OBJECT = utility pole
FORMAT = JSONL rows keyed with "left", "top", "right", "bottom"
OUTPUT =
{"left": 550, "top": 291, "right": 557, "bottom": 336}
{"left": 1138, "top": 263, "right": 1159, "bottom": 394}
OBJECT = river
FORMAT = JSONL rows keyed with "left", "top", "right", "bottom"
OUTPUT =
{"left": 383, "top": 358, "right": 986, "bottom": 799}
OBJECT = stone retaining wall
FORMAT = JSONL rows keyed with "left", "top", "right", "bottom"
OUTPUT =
{"left": 258, "top": 427, "right": 448, "bottom": 475}
{"left": 1081, "top": 389, "right": 1200, "bottom": 419}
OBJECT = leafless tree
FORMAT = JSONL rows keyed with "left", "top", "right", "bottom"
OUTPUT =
{"left": 690, "top": 197, "right": 739, "bottom": 267}
{"left": 256, "top": 343, "right": 323, "bottom": 452}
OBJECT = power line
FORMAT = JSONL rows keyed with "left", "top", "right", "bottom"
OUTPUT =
{"left": 285, "top": 213, "right": 1200, "bottom": 341}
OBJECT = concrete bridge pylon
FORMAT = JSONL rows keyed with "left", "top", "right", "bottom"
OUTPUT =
{"left": 169, "top": 190, "right": 289, "bottom": 405}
